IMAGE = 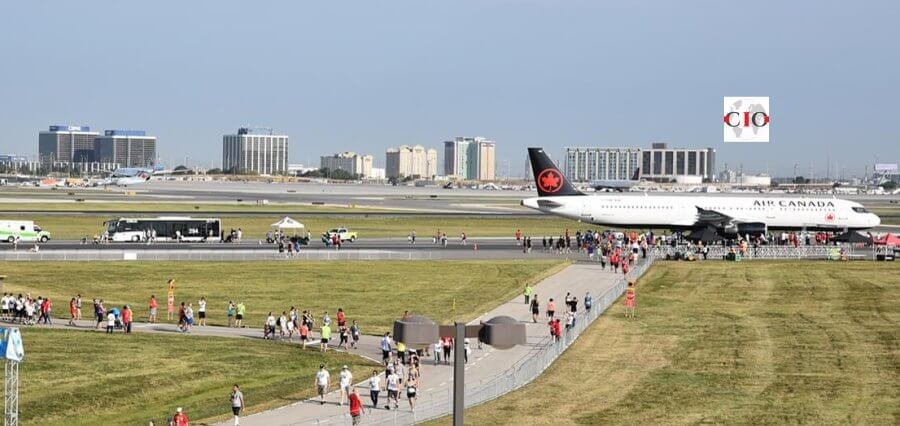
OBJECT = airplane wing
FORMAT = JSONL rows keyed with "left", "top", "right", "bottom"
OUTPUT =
{"left": 695, "top": 206, "right": 734, "bottom": 226}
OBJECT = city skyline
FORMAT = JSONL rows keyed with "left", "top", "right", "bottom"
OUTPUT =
{"left": 1, "top": 1, "right": 897, "bottom": 178}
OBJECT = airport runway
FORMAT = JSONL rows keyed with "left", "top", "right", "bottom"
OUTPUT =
{"left": 0, "top": 238, "right": 521, "bottom": 252}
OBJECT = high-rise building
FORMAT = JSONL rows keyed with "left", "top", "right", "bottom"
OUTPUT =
{"left": 564, "top": 147, "right": 641, "bottom": 182}
{"left": 94, "top": 130, "right": 158, "bottom": 167}
{"left": 640, "top": 143, "right": 715, "bottom": 182}
{"left": 385, "top": 145, "right": 437, "bottom": 179}
{"left": 38, "top": 125, "right": 99, "bottom": 164}
{"left": 564, "top": 144, "right": 715, "bottom": 183}
{"left": 443, "top": 137, "right": 495, "bottom": 180}
{"left": 320, "top": 152, "right": 375, "bottom": 178}
{"left": 222, "top": 127, "right": 289, "bottom": 175}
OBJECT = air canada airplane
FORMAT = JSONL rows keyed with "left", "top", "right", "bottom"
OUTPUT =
{"left": 591, "top": 167, "right": 641, "bottom": 192}
{"left": 522, "top": 148, "right": 881, "bottom": 237}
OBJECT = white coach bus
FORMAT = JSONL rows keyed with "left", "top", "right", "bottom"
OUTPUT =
{"left": 103, "top": 217, "right": 222, "bottom": 242}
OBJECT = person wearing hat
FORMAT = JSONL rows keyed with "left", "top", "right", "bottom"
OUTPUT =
{"left": 339, "top": 365, "right": 353, "bottom": 406}
{"left": 172, "top": 407, "right": 189, "bottom": 426}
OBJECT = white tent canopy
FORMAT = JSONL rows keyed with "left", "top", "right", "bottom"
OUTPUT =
{"left": 271, "top": 216, "right": 305, "bottom": 229}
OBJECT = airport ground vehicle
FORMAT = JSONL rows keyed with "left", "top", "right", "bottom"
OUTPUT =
{"left": 0, "top": 220, "right": 51, "bottom": 243}
{"left": 103, "top": 217, "right": 222, "bottom": 242}
{"left": 322, "top": 227, "right": 358, "bottom": 243}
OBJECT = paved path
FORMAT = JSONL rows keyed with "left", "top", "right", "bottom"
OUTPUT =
{"left": 229, "top": 262, "right": 629, "bottom": 425}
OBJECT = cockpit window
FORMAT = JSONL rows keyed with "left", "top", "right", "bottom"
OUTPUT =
{"left": 852, "top": 207, "right": 869, "bottom": 213}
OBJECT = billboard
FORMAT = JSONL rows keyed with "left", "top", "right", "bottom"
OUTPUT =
{"left": 875, "top": 163, "right": 898, "bottom": 172}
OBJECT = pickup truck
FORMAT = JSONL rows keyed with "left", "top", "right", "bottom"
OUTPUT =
{"left": 322, "top": 227, "right": 358, "bottom": 243}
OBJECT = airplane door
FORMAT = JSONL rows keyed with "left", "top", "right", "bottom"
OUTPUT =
{"left": 580, "top": 199, "right": 593, "bottom": 222}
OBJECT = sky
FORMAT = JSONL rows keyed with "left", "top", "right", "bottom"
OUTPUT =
{"left": 1, "top": 1, "right": 898, "bottom": 178}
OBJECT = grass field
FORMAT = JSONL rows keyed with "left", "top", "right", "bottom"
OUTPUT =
{"left": 431, "top": 261, "right": 900, "bottom": 425}
{"left": 3, "top": 214, "right": 583, "bottom": 240}
{"left": 1, "top": 260, "right": 565, "bottom": 334}
{"left": 18, "top": 328, "right": 375, "bottom": 426}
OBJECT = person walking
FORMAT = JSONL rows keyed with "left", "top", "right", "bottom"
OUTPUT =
{"left": 585, "top": 292, "right": 593, "bottom": 313}
{"left": 227, "top": 301, "right": 235, "bottom": 327}
{"left": 339, "top": 365, "right": 353, "bottom": 406}
{"left": 106, "top": 310, "right": 115, "bottom": 334}
{"left": 41, "top": 297, "right": 52, "bottom": 324}
{"left": 300, "top": 321, "right": 310, "bottom": 349}
{"left": 184, "top": 303, "right": 194, "bottom": 333}
{"left": 75, "top": 294, "right": 82, "bottom": 320}
{"left": 148, "top": 295, "right": 158, "bottom": 324}
{"left": 197, "top": 297, "right": 207, "bottom": 327}
{"left": 235, "top": 302, "right": 246, "bottom": 328}
{"left": 68, "top": 297, "right": 77, "bottom": 326}
{"left": 385, "top": 367, "right": 400, "bottom": 410}
{"left": 530, "top": 295, "right": 540, "bottom": 323}
{"left": 230, "top": 384, "right": 244, "bottom": 426}
{"left": 349, "top": 387, "right": 363, "bottom": 425}
{"left": 523, "top": 283, "right": 533, "bottom": 304}
{"left": 380, "top": 332, "right": 392, "bottom": 365}
{"left": 441, "top": 335, "right": 452, "bottom": 365}
{"left": 320, "top": 323, "right": 332, "bottom": 351}
{"left": 350, "top": 320, "right": 360, "bottom": 349}
{"left": 546, "top": 298, "right": 556, "bottom": 319}
{"left": 368, "top": 369, "right": 381, "bottom": 409}
{"left": 122, "top": 305, "right": 133, "bottom": 334}
{"left": 625, "top": 281, "right": 636, "bottom": 318}
{"left": 172, "top": 407, "right": 190, "bottom": 426}
{"left": 315, "top": 364, "right": 330, "bottom": 405}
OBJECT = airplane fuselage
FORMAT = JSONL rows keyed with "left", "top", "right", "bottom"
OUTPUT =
{"left": 522, "top": 194, "right": 881, "bottom": 231}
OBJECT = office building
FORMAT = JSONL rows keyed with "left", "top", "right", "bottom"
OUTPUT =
{"left": 641, "top": 143, "right": 715, "bottom": 182}
{"left": 386, "top": 145, "right": 437, "bottom": 179}
{"left": 564, "top": 147, "right": 641, "bottom": 182}
{"left": 443, "top": 136, "right": 496, "bottom": 180}
{"left": 38, "top": 125, "right": 99, "bottom": 164}
{"left": 564, "top": 143, "right": 715, "bottom": 183}
{"left": 94, "top": 130, "right": 158, "bottom": 167}
{"left": 222, "top": 127, "right": 289, "bottom": 175}
{"left": 320, "top": 152, "right": 374, "bottom": 178}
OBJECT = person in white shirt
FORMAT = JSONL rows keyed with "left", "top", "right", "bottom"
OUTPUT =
{"left": 339, "top": 365, "right": 353, "bottom": 406}
{"left": 367, "top": 370, "right": 381, "bottom": 409}
{"left": 106, "top": 311, "right": 116, "bottom": 334}
{"left": 197, "top": 297, "right": 207, "bottom": 326}
{"left": 385, "top": 371, "right": 400, "bottom": 410}
{"left": 315, "top": 364, "right": 330, "bottom": 405}
{"left": 265, "top": 313, "right": 277, "bottom": 340}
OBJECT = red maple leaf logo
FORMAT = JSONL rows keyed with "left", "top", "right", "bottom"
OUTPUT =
{"left": 825, "top": 212, "right": 835, "bottom": 221}
{"left": 538, "top": 169, "right": 562, "bottom": 193}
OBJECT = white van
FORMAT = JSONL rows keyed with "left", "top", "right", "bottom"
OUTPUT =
{"left": 0, "top": 221, "right": 52, "bottom": 243}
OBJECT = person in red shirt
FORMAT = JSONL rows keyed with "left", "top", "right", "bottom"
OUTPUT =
{"left": 68, "top": 297, "right": 77, "bottom": 326}
{"left": 337, "top": 308, "right": 346, "bottom": 327}
{"left": 41, "top": 298, "right": 52, "bottom": 325}
{"left": 172, "top": 407, "right": 189, "bottom": 426}
{"left": 349, "top": 387, "right": 363, "bottom": 425}
{"left": 622, "top": 260, "right": 630, "bottom": 275}
{"left": 121, "top": 305, "right": 133, "bottom": 334}
{"left": 148, "top": 295, "right": 158, "bottom": 324}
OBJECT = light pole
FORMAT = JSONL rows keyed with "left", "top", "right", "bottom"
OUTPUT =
{"left": 394, "top": 315, "right": 525, "bottom": 425}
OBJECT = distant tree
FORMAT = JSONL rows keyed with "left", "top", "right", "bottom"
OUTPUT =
{"left": 206, "top": 168, "right": 222, "bottom": 175}
{"left": 792, "top": 176, "right": 810, "bottom": 184}
{"left": 882, "top": 181, "right": 897, "bottom": 190}
{"left": 174, "top": 165, "right": 189, "bottom": 171}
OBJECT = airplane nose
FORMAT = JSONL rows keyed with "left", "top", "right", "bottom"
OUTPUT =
{"left": 872, "top": 214, "right": 881, "bottom": 227}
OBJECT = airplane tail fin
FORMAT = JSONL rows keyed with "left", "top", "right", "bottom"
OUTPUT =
{"left": 528, "top": 148, "right": 584, "bottom": 197}
{"left": 631, "top": 167, "right": 640, "bottom": 181}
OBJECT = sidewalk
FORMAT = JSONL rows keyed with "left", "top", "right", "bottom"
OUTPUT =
{"left": 229, "top": 261, "right": 638, "bottom": 425}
